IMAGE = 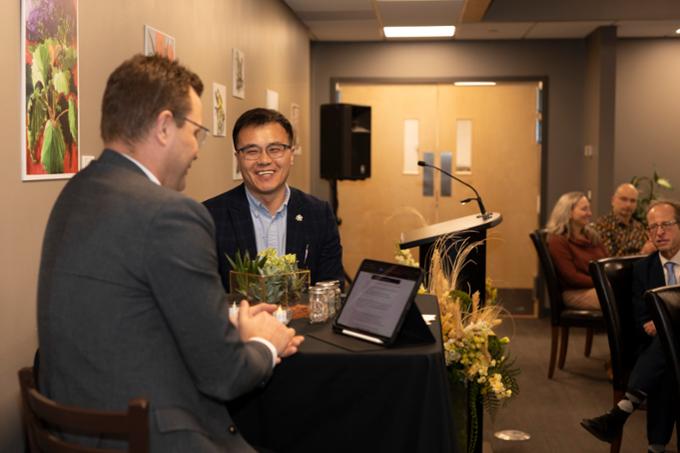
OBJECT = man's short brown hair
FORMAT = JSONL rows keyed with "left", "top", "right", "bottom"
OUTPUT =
{"left": 101, "top": 54, "right": 203, "bottom": 145}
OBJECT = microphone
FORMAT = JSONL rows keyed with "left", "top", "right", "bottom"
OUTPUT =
{"left": 417, "top": 160, "right": 492, "bottom": 220}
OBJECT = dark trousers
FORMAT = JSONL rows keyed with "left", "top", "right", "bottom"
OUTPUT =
{"left": 628, "top": 336, "right": 677, "bottom": 445}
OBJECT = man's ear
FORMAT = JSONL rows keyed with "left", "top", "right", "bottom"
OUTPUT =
{"left": 154, "top": 110, "right": 175, "bottom": 146}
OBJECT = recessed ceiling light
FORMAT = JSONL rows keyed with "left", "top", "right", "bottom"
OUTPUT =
{"left": 676, "top": 28, "right": 680, "bottom": 34}
{"left": 383, "top": 26, "right": 455, "bottom": 38}
{"left": 454, "top": 81, "right": 497, "bottom": 87}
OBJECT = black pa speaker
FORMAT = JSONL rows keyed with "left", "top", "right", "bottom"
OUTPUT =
{"left": 320, "top": 103, "right": 371, "bottom": 180}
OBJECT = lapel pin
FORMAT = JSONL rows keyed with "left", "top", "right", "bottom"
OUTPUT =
{"left": 295, "top": 214, "right": 303, "bottom": 222}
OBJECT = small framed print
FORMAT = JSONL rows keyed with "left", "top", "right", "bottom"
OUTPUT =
{"left": 212, "top": 83, "right": 227, "bottom": 137}
{"left": 232, "top": 149, "right": 242, "bottom": 180}
{"left": 232, "top": 48, "right": 245, "bottom": 99}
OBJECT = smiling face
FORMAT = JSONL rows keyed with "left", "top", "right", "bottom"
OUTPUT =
{"left": 646, "top": 203, "right": 680, "bottom": 259}
{"left": 235, "top": 122, "right": 293, "bottom": 209}
{"left": 570, "top": 196, "right": 592, "bottom": 231}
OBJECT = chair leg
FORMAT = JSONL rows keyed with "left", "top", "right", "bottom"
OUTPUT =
{"left": 584, "top": 328, "right": 593, "bottom": 357}
{"left": 548, "top": 325, "right": 559, "bottom": 379}
{"left": 610, "top": 435, "right": 622, "bottom": 453}
{"left": 558, "top": 326, "right": 570, "bottom": 369}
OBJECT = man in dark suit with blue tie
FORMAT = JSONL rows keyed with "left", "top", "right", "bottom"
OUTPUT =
{"left": 38, "top": 55, "right": 302, "bottom": 452}
{"left": 582, "top": 200, "right": 680, "bottom": 453}
{"left": 204, "top": 108, "right": 344, "bottom": 291}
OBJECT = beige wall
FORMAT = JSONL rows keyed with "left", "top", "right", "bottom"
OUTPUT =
{"left": 0, "top": 1, "right": 309, "bottom": 449}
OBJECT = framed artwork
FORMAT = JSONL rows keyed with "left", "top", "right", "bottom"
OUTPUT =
{"left": 21, "top": 0, "right": 80, "bottom": 180}
{"left": 290, "top": 103, "right": 302, "bottom": 155}
{"left": 265, "top": 89, "right": 279, "bottom": 110}
{"left": 232, "top": 48, "right": 245, "bottom": 99}
{"left": 144, "top": 25, "right": 175, "bottom": 60}
{"left": 212, "top": 83, "right": 226, "bottom": 137}
{"left": 232, "top": 149, "right": 242, "bottom": 180}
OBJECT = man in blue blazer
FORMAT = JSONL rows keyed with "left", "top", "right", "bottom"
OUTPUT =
{"left": 38, "top": 55, "right": 302, "bottom": 452}
{"left": 204, "top": 108, "right": 344, "bottom": 291}
{"left": 582, "top": 200, "right": 680, "bottom": 453}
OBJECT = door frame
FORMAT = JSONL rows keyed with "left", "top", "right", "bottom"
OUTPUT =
{"left": 328, "top": 76, "right": 550, "bottom": 310}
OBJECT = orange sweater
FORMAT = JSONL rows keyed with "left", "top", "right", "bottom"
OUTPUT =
{"left": 547, "top": 234, "right": 608, "bottom": 290}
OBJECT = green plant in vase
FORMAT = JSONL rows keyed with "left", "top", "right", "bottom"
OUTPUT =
{"left": 427, "top": 237, "right": 519, "bottom": 453}
{"left": 227, "top": 248, "right": 309, "bottom": 306}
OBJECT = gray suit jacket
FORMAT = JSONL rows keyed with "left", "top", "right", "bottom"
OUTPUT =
{"left": 37, "top": 150, "right": 272, "bottom": 452}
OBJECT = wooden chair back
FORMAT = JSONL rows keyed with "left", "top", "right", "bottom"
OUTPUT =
{"left": 18, "top": 367, "right": 149, "bottom": 453}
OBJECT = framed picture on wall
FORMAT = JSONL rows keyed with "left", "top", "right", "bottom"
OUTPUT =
{"left": 232, "top": 48, "right": 245, "bottom": 99}
{"left": 212, "top": 83, "right": 227, "bottom": 137}
{"left": 232, "top": 149, "right": 242, "bottom": 180}
{"left": 290, "top": 103, "right": 302, "bottom": 155}
{"left": 21, "top": 0, "right": 80, "bottom": 180}
{"left": 144, "top": 25, "right": 175, "bottom": 60}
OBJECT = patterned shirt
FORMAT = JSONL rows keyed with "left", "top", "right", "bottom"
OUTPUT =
{"left": 592, "top": 212, "right": 647, "bottom": 257}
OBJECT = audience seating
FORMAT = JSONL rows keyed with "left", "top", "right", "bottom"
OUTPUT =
{"left": 17, "top": 367, "right": 149, "bottom": 453}
{"left": 590, "top": 256, "right": 644, "bottom": 453}
{"left": 645, "top": 285, "right": 680, "bottom": 395}
{"left": 530, "top": 229, "right": 604, "bottom": 379}
{"left": 645, "top": 285, "right": 680, "bottom": 452}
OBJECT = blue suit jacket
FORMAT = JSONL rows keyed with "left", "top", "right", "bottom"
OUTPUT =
{"left": 632, "top": 250, "right": 665, "bottom": 335}
{"left": 203, "top": 184, "right": 344, "bottom": 291}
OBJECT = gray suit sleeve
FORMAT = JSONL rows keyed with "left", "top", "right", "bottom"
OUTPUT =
{"left": 144, "top": 196, "right": 273, "bottom": 400}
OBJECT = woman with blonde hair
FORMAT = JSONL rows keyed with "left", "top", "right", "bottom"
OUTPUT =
{"left": 546, "top": 191, "right": 607, "bottom": 310}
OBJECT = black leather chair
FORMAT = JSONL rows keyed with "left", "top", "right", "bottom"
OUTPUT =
{"left": 18, "top": 367, "right": 149, "bottom": 453}
{"left": 590, "top": 256, "right": 644, "bottom": 453}
{"left": 645, "top": 285, "right": 680, "bottom": 395}
{"left": 530, "top": 229, "right": 604, "bottom": 379}
{"left": 645, "top": 285, "right": 680, "bottom": 452}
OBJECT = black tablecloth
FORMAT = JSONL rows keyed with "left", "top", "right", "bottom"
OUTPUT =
{"left": 229, "top": 295, "right": 457, "bottom": 453}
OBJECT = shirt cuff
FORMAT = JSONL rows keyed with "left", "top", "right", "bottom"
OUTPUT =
{"left": 248, "top": 337, "right": 277, "bottom": 368}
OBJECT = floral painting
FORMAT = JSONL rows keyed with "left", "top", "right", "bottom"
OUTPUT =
{"left": 212, "top": 83, "right": 226, "bottom": 137}
{"left": 232, "top": 48, "right": 245, "bottom": 99}
{"left": 22, "top": 0, "right": 79, "bottom": 180}
{"left": 144, "top": 25, "right": 175, "bottom": 60}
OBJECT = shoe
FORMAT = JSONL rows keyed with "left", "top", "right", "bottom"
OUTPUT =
{"left": 580, "top": 408, "right": 629, "bottom": 443}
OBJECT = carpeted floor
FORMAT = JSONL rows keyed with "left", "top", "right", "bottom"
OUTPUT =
{"left": 481, "top": 316, "right": 678, "bottom": 453}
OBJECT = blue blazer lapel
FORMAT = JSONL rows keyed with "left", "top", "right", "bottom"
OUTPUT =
{"left": 648, "top": 252, "right": 666, "bottom": 288}
{"left": 286, "top": 189, "right": 307, "bottom": 266}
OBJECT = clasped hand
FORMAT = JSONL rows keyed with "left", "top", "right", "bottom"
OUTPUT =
{"left": 231, "top": 300, "right": 304, "bottom": 363}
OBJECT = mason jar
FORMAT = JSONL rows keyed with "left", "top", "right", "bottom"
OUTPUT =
{"left": 308, "top": 286, "right": 329, "bottom": 323}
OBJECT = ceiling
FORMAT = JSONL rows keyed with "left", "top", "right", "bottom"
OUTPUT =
{"left": 282, "top": 0, "right": 680, "bottom": 41}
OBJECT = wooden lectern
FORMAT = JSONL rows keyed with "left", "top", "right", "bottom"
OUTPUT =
{"left": 399, "top": 212, "right": 502, "bottom": 308}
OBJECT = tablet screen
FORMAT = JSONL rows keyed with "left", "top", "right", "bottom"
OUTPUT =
{"left": 335, "top": 260, "right": 422, "bottom": 341}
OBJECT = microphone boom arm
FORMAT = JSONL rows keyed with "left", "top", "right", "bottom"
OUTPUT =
{"left": 417, "top": 160, "right": 492, "bottom": 220}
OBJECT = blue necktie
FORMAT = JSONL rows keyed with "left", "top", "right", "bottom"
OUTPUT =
{"left": 665, "top": 261, "right": 677, "bottom": 285}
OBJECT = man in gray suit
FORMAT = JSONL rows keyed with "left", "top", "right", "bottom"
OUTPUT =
{"left": 37, "top": 54, "right": 302, "bottom": 452}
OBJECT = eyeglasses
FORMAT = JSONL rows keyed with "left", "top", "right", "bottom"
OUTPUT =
{"left": 179, "top": 116, "right": 209, "bottom": 147}
{"left": 236, "top": 143, "right": 292, "bottom": 161}
{"left": 646, "top": 220, "right": 679, "bottom": 234}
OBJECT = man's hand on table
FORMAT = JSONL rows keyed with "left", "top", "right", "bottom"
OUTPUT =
{"left": 234, "top": 300, "right": 305, "bottom": 364}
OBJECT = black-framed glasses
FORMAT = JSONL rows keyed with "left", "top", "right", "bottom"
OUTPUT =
{"left": 236, "top": 143, "right": 292, "bottom": 161}
{"left": 179, "top": 116, "right": 209, "bottom": 147}
{"left": 646, "top": 220, "right": 678, "bottom": 234}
